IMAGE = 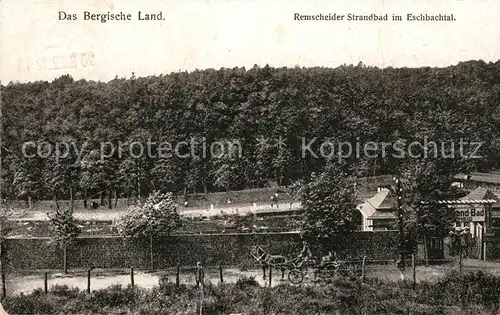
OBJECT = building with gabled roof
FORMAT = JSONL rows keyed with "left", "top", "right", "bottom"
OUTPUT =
{"left": 454, "top": 172, "right": 500, "bottom": 191}
{"left": 357, "top": 188, "right": 397, "bottom": 231}
{"left": 357, "top": 185, "right": 500, "bottom": 260}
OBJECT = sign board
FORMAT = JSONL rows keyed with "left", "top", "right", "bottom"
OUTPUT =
{"left": 455, "top": 208, "right": 485, "bottom": 222}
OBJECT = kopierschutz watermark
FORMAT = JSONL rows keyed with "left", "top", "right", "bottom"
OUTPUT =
{"left": 301, "top": 136, "right": 483, "bottom": 161}
{"left": 20, "top": 136, "right": 483, "bottom": 163}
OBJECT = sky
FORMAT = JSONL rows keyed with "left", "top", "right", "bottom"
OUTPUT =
{"left": 1, "top": 0, "right": 499, "bottom": 83}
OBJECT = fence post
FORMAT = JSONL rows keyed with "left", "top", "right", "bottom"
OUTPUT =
{"left": 269, "top": 267, "right": 272, "bottom": 288}
{"left": 412, "top": 254, "right": 416, "bottom": 289}
{"left": 176, "top": 264, "right": 180, "bottom": 287}
{"left": 424, "top": 235, "right": 429, "bottom": 266}
{"left": 149, "top": 235, "right": 154, "bottom": 272}
{"left": 130, "top": 266, "right": 135, "bottom": 287}
{"left": 361, "top": 256, "right": 366, "bottom": 283}
{"left": 1, "top": 274, "right": 5, "bottom": 298}
{"left": 44, "top": 272, "right": 48, "bottom": 293}
{"left": 87, "top": 269, "right": 91, "bottom": 294}
{"left": 219, "top": 262, "right": 223, "bottom": 285}
{"left": 459, "top": 249, "right": 463, "bottom": 273}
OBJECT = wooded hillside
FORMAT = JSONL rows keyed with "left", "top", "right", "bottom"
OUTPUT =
{"left": 1, "top": 61, "right": 500, "bottom": 204}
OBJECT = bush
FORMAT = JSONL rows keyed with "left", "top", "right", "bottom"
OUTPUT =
{"left": 4, "top": 271, "right": 500, "bottom": 314}
{"left": 235, "top": 276, "right": 260, "bottom": 290}
{"left": 2, "top": 292, "right": 63, "bottom": 314}
{"left": 157, "top": 275, "right": 189, "bottom": 296}
{"left": 91, "top": 284, "right": 139, "bottom": 309}
{"left": 416, "top": 271, "right": 500, "bottom": 308}
{"left": 50, "top": 284, "right": 79, "bottom": 298}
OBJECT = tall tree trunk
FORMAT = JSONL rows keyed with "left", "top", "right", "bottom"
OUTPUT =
{"left": 83, "top": 189, "right": 88, "bottom": 209}
{"left": 100, "top": 191, "right": 105, "bottom": 206}
{"left": 28, "top": 196, "right": 32, "bottom": 210}
{"left": 69, "top": 187, "right": 74, "bottom": 214}
{"left": 107, "top": 188, "right": 112, "bottom": 209}
{"left": 424, "top": 234, "right": 429, "bottom": 266}
{"left": 53, "top": 195, "right": 59, "bottom": 210}
{"left": 137, "top": 166, "right": 141, "bottom": 199}
{"left": 150, "top": 235, "right": 154, "bottom": 271}
{"left": 114, "top": 189, "right": 118, "bottom": 207}
{"left": 0, "top": 242, "right": 4, "bottom": 283}
{"left": 63, "top": 244, "right": 68, "bottom": 274}
{"left": 204, "top": 184, "right": 207, "bottom": 195}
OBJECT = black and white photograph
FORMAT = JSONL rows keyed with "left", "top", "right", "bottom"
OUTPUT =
{"left": 1, "top": 0, "right": 500, "bottom": 314}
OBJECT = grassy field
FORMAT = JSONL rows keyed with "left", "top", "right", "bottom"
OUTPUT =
{"left": 4, "top": 268, "right": 500, "bottom": 314}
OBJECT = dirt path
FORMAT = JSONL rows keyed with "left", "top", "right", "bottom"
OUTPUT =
{"left": 5, "top": 268, "right": 289, "bottom": 295}
{"left": 7, "top": 259, "right": 499, "bottom": 296}
{"left": 12, "top": 202, "right": 302, "bottom": 221}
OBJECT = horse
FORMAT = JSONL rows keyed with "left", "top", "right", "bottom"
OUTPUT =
{"left": 251, "top": 245, "right": 291, "bottom": 281}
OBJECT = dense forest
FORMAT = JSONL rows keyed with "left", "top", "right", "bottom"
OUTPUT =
{"left": 1, "top": 61, "right": 500, "bottom": 206}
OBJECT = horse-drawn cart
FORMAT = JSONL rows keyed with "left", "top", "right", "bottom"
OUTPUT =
{"left": 251, "top": 246, "right": 351, "bottom": 285}
{"left": 251, "top": 245, "right": 305, "bottom": 284}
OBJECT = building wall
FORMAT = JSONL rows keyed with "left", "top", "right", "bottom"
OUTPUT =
{"left": 362, "top": 215, "right": 373, "bottom": 231}
{"left": 3, "top": 231, "right": 400, "bottom": 271}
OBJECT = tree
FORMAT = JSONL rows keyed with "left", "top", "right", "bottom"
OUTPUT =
{"left": 48, "top": 207, "right": 81, "bottom": 273}
{"left": 117, "top": 191, "right": 183, "bottom": 270}
{"left": 12, "top": 156, "right": 42, "bottom": 209}
{"left": 79, "top": 149, "right": 106, "bottom": 209}
{"left": 2, "top": 61, "right": 500, "bottom": 200}
{"left": 284, "top": 179, "right": 306, "bottom": 209}
{"left": 0, "top": 212, "right": 13, "bottom": 281}
{"left": 398, "top": 160, "right": 462, "bottom": 256}
{"left": 300, "top": 162, "right": 358, "bottom": 252}
{"left": 210, "top": 139, "right": 243, "bottom": 192}
{"left": 117, "top": 191, "right": 182, "bottom": 238}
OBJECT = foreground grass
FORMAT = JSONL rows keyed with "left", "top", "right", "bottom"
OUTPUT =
{"left": 3, "top": 272, "right": 500, "bottom": 314}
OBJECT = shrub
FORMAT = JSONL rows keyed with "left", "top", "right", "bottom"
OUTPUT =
{"left": 235, "top": 276, "right": 260, "bottom": 290}
{"left": 50, "top": 284, "right": 79, "bottom": 298}
{"left": 4, "top": 271, "right": 500, "bottom": 315}
{"left": 416, "top": 271, "right": 500, "bottom": 309}
{"left": 2, "top": 292, "right": 63, "bottom": 314}
{"left": 91, "top": 284, "right": 139, "bottom": 309}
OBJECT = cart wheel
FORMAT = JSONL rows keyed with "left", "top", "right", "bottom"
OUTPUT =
{"left": 298, "top": 265, "right": 308, "bottom": 276}
{"left": 288, "top": 269, "right": 304, "bottom": 284}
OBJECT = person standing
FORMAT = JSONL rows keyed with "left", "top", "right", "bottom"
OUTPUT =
{"left": 195, "top": 261, "right": 205, "bottom": 288}
{"left": 270, "top": 193, "right": 279, "bottom": 209}
{"left": 299, "top": 241, "right": 312, "bottom": 261}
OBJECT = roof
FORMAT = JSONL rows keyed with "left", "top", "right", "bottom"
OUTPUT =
{"left": 420, "top": 187, "right": 498, "bottom": 205}
{"left": 461, "top": 187, "right": 491, "bottom": 201}
{"left": 359, "top": 185, "right": 500, "bottom": 218}
{"left": 427, "top": 199, "right": 498, "bottom": 205}
{"left": 357, "top": 188, "right": 391, "bottom": 217}
{"left": 368, "top": 210, "right": 397, "bottom": 219}
{"left": 455, "top": 172, "right": 500, "bottom": 185}
{"left": 366, "top": 188, "right": 390, "bottom": 209}
{"left": 378, "top": 194, "right": 397, "bottom": 209}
